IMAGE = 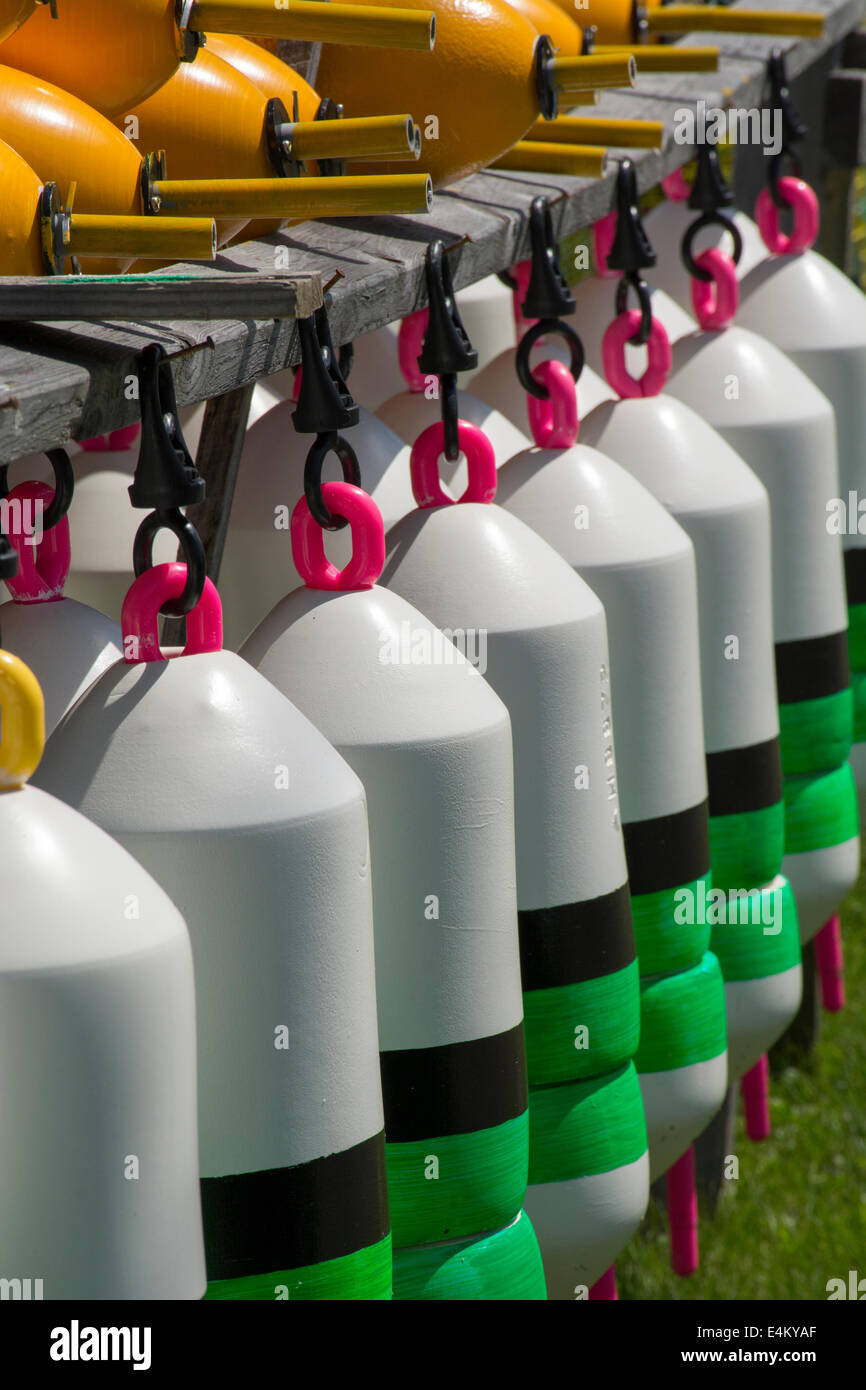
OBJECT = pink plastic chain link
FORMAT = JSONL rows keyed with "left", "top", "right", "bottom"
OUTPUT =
{"left": 602, "top": 309, "right": 671, "bottom": 399}
{"left": 4, "top": 480, "right": 70, "bottom": 603}
{"left": 122, "top": 564, "right": 223, "bottom": 662}
{"left": 397, "top": 309, "right": 430, "bottom": 392}
{"left": 690, "top": 247, "right": 739, "bottom": 330}
{"left": 410, "top": 420, "right": 497, "bottom": 509}
{"left": 755, "top": 177, "right": 819, "bottom": 255}
{"left": 527, "top": 358, "right": 579, "bottom": 449}
{"left": 291, "top": 480, "right": 385, "bottom": 590}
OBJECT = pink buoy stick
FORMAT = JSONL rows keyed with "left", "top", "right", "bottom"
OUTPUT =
{"left": 741, "top": 1054, "right": 771, "bottom": 1141}
{"left": 815, "top": 915, "right": 845, "bottom": 1012}
{"left": 667, "top": 1146, "right": 699, "bottom": 1277}
{"left": 589, "top": 1266, "right": 618, "bottom": 1300}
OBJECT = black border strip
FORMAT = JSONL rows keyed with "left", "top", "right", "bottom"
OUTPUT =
{"left": 380, "top": 1022, "right": 527, "bottom": 1143}
{"left": 706, "top": 736, "right": 783, "bottom": 817}
{"left": 623, "top": 800, "right": 710, "bottom": 897}
{"left": 518, "top": 882, "right": 635, "bottom": 991}
{"left": 845, "top": 549, "right": 866, "bottom": 607}
{"left": 775, "top": 631, "right": 850, "bottom": 704}
{"left": 201, "top": 1130, "right": 389, "bottom": 1280}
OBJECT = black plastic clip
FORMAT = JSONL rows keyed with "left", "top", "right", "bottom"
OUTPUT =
{"left": 129, "top": 345, "right": 204, "bottom": 511}
{"left": 522, "top": 197, "right": 576, "bottom": 322}
{"left": 606, "top": 159, "right": 656, "bottom": 346}
{"left": 766, "top": 49, "right": 808, "bottom": 207}
{"left": 415, "top": 240, "right": 478, "bottom": 462}
{"left": 680, "top": 145, "right": 743, "bottom": 282}
{"left": 293, "top": 303, "right": 359, "bottom": 436}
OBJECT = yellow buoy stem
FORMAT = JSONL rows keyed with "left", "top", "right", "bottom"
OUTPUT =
{"left": 150, "top": 173, "right": 434, "bottom": 218}
{"left": 526, "top": 116, "right": 663, "bottom": 149}
{"left": 284, "top": 114, "right": 420, "bottom": 162}
{"left": 597, "top": 44, "right": 719, "bottom": 72}
{"left": 189, "top": 0, "right": 436, "bottom": 50}
{"left": 493, "top": 141, "right": 606, "bottom": 178}
{"left": 551, "top": 53, "right": 636, "bottom": 93}
{"left": 66, "top": 214, "right": 217, "bottom": 261}
{"left": 645, "top": 7, "right": 824, "bottom": 38}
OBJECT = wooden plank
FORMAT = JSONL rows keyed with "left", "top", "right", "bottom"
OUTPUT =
{"left": 0, "top": 273, "right": 321, "bottom": 323}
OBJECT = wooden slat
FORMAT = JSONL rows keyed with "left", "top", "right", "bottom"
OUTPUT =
{"left": 0, "top": 274, "right": 321, "bottom": 323}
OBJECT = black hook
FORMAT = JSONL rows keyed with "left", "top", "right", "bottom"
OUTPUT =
{"left": 129, "top": 344, "right": 205, "bottom": 511}
{"left": 293, "top": 302, "right": 359, "bottom": 436}
{"left": 417, "top": 240, "right": 478, "bottom": 378}
{"left": 765, "top": 50, "right": 807, "bottom": 207}
{"left": 521, "top": 197, "right": 576, "bottom": 322}
{"left": 133, "top": 508, "right": 207, "bottom": 618}
{"left": 304, "top": 432, "right": 362, "bottom": 531}
{"left": 680, "top": 146, "right": 743, "bottom": 282}
{"left": 606, "top": 159, "right": 656, "bottom": 275}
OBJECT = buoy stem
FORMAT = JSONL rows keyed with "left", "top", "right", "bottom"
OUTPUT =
{"left": 493, "top": 141, "right": 606, "bottom": 177}
{"left": 149, "top": 173, "right": 432, "bottom": 218}
{"left": 815, "top": 915, "right": 845, "bottom": 1012}
{"left": 645, "top": 7, "right": 824, "bottom": 38}
{"left": 274, "top": 114, "right": 420, "bottom": 163}
{"left": 188, "top": 0, "right": 436, "bottom": 50}
{"left": 66, "top": 214, "right": 217, "bottom": 262}
{"left": 551, "top": 53, "right": 636, "bottom": 94}
{"left": 526, "top": 116, "right": 663, "bottom": 149}
{"left": 741, "top": 1054, "right": 771, "bottom": 1141}
{"left": 667, "top": 1146, "right": 699, "bottom": 1277}
{"left": 597, "top": 44, "right": 719, "bottom": 73}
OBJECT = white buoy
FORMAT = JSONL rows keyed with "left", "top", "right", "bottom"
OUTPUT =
{"left": 497, "top": 422, "right": 728, "bottom": 1181}
{"left": 34, "top": 563, "right": 391, "bottom": 1301}
{"left": 0, "top": 478, "right": 121, "bottom": 734}
{"left": 581, "top": 386, "right": 802, "bottom": 1076}
{"left": 219, "top": 405, "right": 417, "bottom": 649}
{"left": 240, "top": 478, "right": 547, "bottom": 1299}
{"left": 0, "top": 649, "right": 205, "bottom": 1300}
{"left": 380, "top": 420, "right": 648, "bottom": 1295}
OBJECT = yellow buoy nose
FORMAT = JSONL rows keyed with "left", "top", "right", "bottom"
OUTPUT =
{"left": 0, "top": 650, "right": 46, "bottom": 789}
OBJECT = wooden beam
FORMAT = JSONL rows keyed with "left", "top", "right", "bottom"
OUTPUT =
{"left": 0, "top": 274, "right": 322, "bottom": 324}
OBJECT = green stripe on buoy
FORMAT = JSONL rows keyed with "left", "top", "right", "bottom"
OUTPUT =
{"left": 528, "top": 1062, "right": 647, "bottom": 1184}
{"left": 204, "top": 1233, "right": 392, "bottom": 1300}
{"left": 848, "top": 603, "right": 866, "bottom": 671}
{"left": 386, "top": 1111, "right": 529, "bottom": 1249}
{"left": 392, "top": 1209, "right": 547, "bottom": 1301}
{"left": 523, "top": 958, "right": 641, "bottom": 1086}
{"left": 778, "top": 689, "right": 853, "bottom": 776}
{"left": 851, "top": 669, "right": 866, "bottom": 744}
{"left": 709, "top": 801, "right": 785, "bottom": 894}
{"left": 630, "top": 874, "right": 712, "bottom": 976}
{"left": 634, "top": 952, "right": 727, "bottom": 1074}
{"left": 709, "top": 876, "right": 801, "bottom": 982}
{"left": 783, "top": 762, "right": 860, "bottom": 854}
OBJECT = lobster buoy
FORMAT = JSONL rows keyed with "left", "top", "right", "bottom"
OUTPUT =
{"left": 381, "top": 417, "right": 648, "bottom": 1295}
{"left": 0, "top": 476, "right": 122, "bottom": 734}
{"left": 0, "top": 648, "right": 206, "bottom": 1298}
{"left": 220, "top": 404, "right": 417, "bottom": 649}
{"left": 0, "top": 0, "right": 436, "bottom": 117}
{"left": 240, "top": 480, "right": 547, "bottom": 1299}
{"left": 316, "top": 0, "right": 635, "bottom": 186}
{"left": 651, "top": 267, "right": 861, "bottom": 944}
{"left": 580, "top": 368, "right": 802, "bottom": 1081}
{"left": 34, "top": 564, "right": 391, "bottom": 1300}
{"left": 497, "top": 403, "right": 728, "bottom": 1180}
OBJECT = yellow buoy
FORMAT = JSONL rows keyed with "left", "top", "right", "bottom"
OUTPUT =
{"left": 317, "top": 0, "right": 634, "bottom": 186}
{"left": 0, "top": 0, "right": 436, "bottom": 117}
{"left": 0, "top": 0, "right": 39, "bottom": 45}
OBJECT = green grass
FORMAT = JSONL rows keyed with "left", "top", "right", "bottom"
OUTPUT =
{"left": 617, "top": 863, "right": 866, "bottom": 1301}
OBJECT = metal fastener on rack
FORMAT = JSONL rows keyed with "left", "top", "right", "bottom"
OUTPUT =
{"left": 680, "top": 145, "right": 743, "bottom": 283}
{"left": 416, "top": 239, "right": 478, "bottom": 462}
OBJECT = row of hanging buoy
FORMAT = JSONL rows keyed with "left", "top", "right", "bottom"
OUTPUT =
{"left": 0, "top": 13, "right": 860, "bottom": 1301}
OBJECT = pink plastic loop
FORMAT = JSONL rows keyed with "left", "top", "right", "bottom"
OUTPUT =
{"left": 291, "top": 481, "right": 385, "bottom": 590}
{"left": 666, "top": 1146, "right": 699, "bottom": 1278}
{"left": 815, "top": 914, "right": 845, "bottom": 1013}
{"left": 510, "top": 259, "right": 535, "bottom": 334}
{"left": 81, "top": 423, "right": 141, "bottom": 453}
{"left": 397, "top": 309, "right": 430, "bottom": 392}
{"left": 527, "top": 358, "right": 579, "bottom": 448}
{"left": 755, "top": 178, "right": 819, "bottom": 255}
{"left": 3, "top": 480, "right": 70, "bottom": 603}
{"left": 592, "top": 212, "right": 620, "bottom": 279}
{"left": 661, "top": 168, "right": 691, "bottom": 202}
{"left": 741, "top": 1054, "right": 771, "bottom": 1141}
{"left": 121, "top": 563, "right": 223, "bottom": 663}
{"left": 602, "top": 309, "right": 671, "bottom": 398}
{"left": 690, "top": 247, "right": 739, "bottom": 330}
{"left": 409, "top": 420, "right": 497, "bottom": 509}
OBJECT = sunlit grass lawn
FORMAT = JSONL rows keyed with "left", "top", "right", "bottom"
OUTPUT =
{"left": 618, "top": 863, "right": 866, "bottom": 1301}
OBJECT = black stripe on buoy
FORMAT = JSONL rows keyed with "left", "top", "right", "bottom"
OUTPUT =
{"left": 623, "top": 800, "right": 710, "bottom": 897}
{"left": 201, "top": 1130, "right": 389, "bottom": 1280}
{"left": 844, "top": 549, "right": 866, "bottom": 605}
{"left": 774, "top": 631, "right": 850, "bottom": 703}
{"left": 518, "top": 883, "right": 635, "bottom": 991}
{"left": 705, "top": 736, "right": 783, "bottom": 816}
{"left": 380, "top": 1022, "right": 528, "bottom": 1143}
